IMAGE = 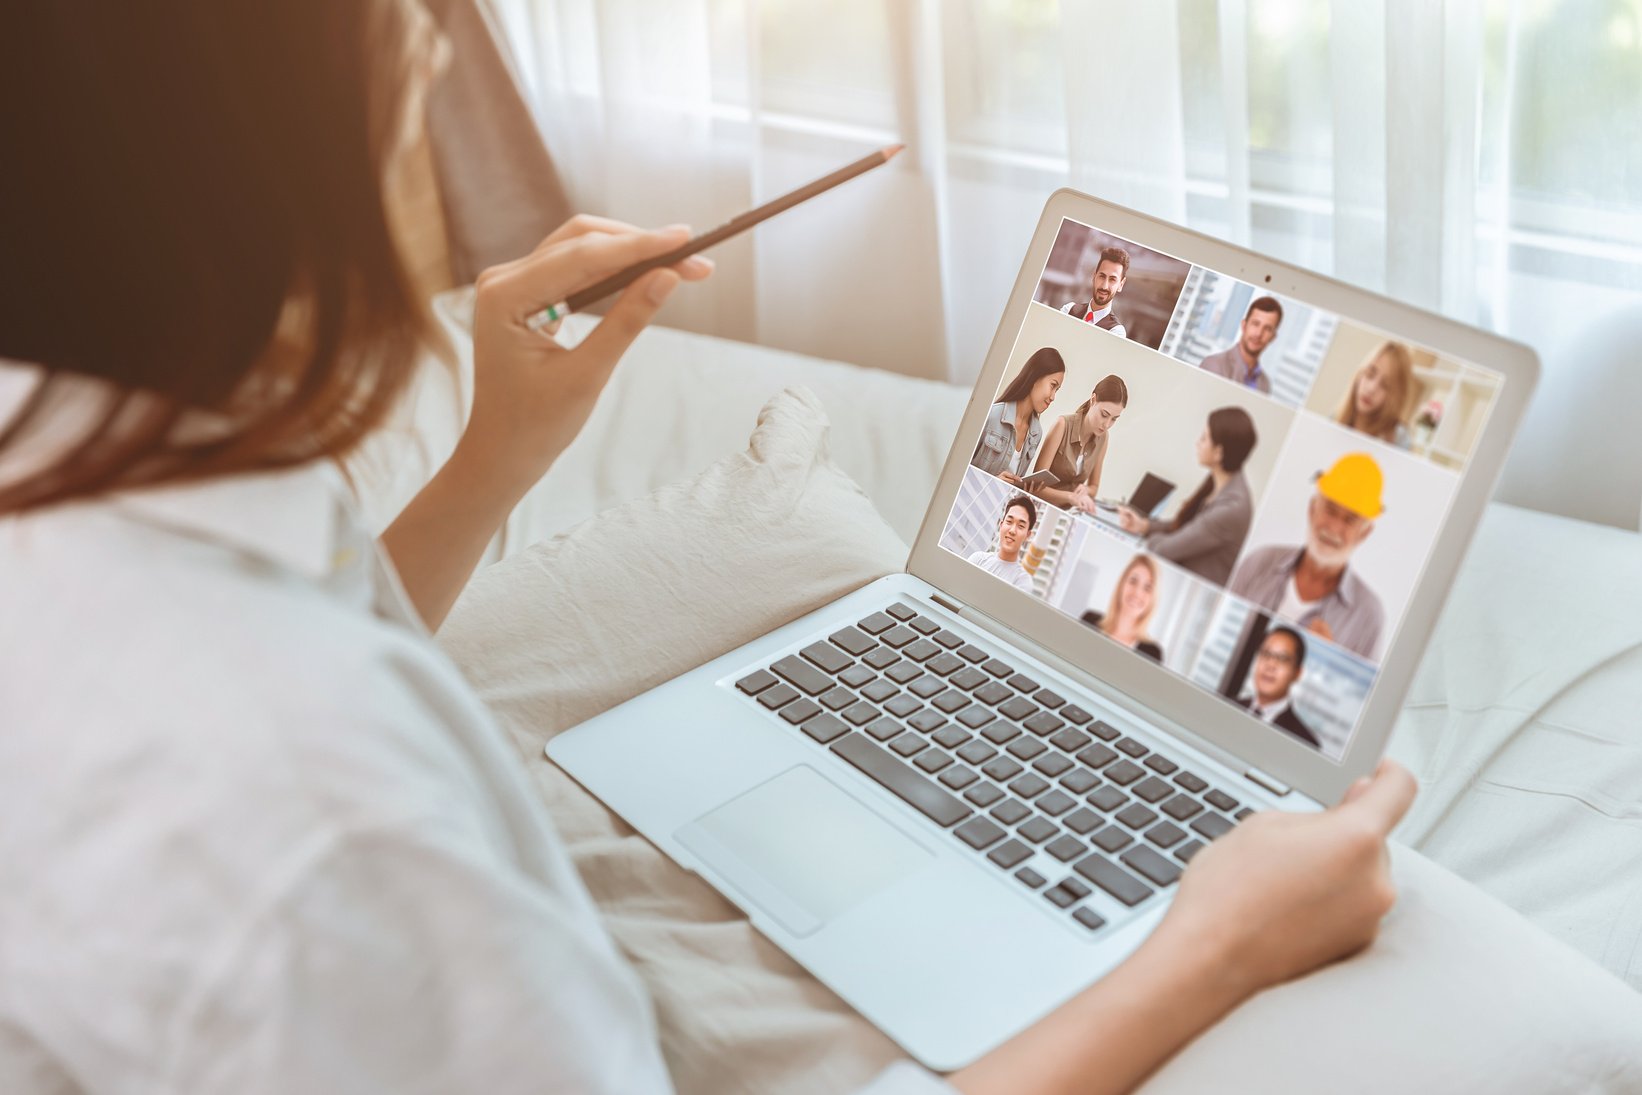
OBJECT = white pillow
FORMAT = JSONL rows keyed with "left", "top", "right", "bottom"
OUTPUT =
{"left": 438, "top": 390, "right": 1642, "bottom": 1095}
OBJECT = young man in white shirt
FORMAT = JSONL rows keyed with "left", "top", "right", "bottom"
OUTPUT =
{"left": 967, "top": 493, "right": 1038, "bottom": 592}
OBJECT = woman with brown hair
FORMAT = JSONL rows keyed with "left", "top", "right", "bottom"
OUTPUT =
{"left": 1079, "top": 553, "right": 1165, "bottom": 662}
{"left": 970, "top": 345, "right": 1065, "bottom": 484}
{"left": 0, "top": 4, "right": 1414, "bottom": 1092}
{"left": 1030, "top": 373, "right": 1128, "bottom": 512}
{"left": 1335, "top": 341, "right": 1416, "bottom": 449}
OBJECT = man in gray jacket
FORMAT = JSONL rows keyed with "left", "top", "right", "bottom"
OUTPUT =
{"left": 1198, "top": 296, "right": 1282, "bottom": 394}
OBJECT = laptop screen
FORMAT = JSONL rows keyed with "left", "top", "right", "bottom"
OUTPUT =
{"left": 936, "top": 216, "right": 1503, "bottom": 762}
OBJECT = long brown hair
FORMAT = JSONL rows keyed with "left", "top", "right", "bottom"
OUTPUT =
{"left": 1335, "top": 341, "right": 1415, "bottom": 442}
{"left": 996, "top": 346, "right": 1066, "bottom": 409}
{"left": 1166, "top": 406, "right": 1257, "bottom": 531}
{"left": 0, "top": 3, "right": 438, "bottom": 515}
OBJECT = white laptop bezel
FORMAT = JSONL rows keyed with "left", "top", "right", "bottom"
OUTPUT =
{"left": 907, "top": 188, "right": 1539, "bottom": 805}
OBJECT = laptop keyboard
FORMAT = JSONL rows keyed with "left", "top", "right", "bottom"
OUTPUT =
{"left": 732, "top": 600, "right": 1256, "bottom": 936}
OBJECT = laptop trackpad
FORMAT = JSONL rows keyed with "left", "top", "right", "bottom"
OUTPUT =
{"left": 675, "top": 765, "right": 932, "bottom": 938}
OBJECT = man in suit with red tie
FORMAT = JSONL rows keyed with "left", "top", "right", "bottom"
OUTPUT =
{"left": 1059, "top": 246, "right": 1130, "bottom": 339}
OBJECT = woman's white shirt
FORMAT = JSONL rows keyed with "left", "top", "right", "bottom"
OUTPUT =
{"left": 0, "top": 447, "right": 950, "bottom": 1094}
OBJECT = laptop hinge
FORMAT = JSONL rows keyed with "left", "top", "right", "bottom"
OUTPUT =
{"left": 1243, "top": 767, "right": 1292, "bottom": 796}
{"left": 930, "top": 592, "right": 966, "bottom": 615}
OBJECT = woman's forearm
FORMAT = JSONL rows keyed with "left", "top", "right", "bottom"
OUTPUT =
{"left": 950, "top": 926, "right": 1249, "bottom": 1095}
{"left": 378, "top": 440, "right": 536, "bottom": 631}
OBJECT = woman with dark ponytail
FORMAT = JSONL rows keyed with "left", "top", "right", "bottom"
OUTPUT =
{"left": 1118, "top": 406, "right": 1257, "bottom": 586}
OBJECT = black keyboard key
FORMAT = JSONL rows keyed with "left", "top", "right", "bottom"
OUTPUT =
{"left": 1046, "top": 835, "right": 1086, "bottom": 862}
{"left": 1234, "top": 807, "right": 1255, "bottom": 821}
{"left": 1073, "top": 907, "right": 1107, "bottom": 931}
{"left": 887, "top": 603, "right": 917, "bottom": 621}
{"left": 1145, "top": 821, "right": 1187, "bottom": 848}
{"left": 858, "top": 611, "right": 895, "bottom": 634}
{"left": 990, "top": 798, "right": 1031, "bottom": 825}
{"left": 933, "top": 689, "right": 970, "bottom": 713}
{"left": 831, "top": 733, "right": 971, "bottom": 826}
{"left": 758, "top": 683, "right": 799, "bottom": 710}
{"left": 932, "top": 629, "right": 964, "bottom": 650}
{"left": 908, "top": 675, "right": 945, "bottom": 698}
{"left": 1086, "top": 786, "right": 1127, "bottom": 812}
{"left": 1205, "top": 789, "right": 1240, "bottom": 812}
{"left": 842, "top": 702, "right": 878, "bottom": 727}
{"left": 780, "top": 699, "right": 821, "bottom": 724}
{"left": 939, "top": 765, "right": 979, "bottom": 790}
{"left": 1015, "top": 867, "right": 1047, "bottom": 889}
{"left": 1089, "top": 720, "right": 1121, "bottom": 741}
{"left": 888, "top": 662, "right": 925, "bottom": 685}
{"left": 955, "top": 815, "right": 1005, "bottom": 849}
{"left": 1018, "top": 817, "right": 1058, "bottom": 844}
{"left": 735, "top": 669, "right": 778, "bottom": 695}
{"left": 1104, "top": 760, "right": 1144, "bottom": 785}
{"left": 863, "top": 647, "right": 899, "bottom": 670}
{"left": 1175, "top": 771, "right": 1209, "bottom": 793}
{"left": 1064, "top": 807, "right": 1103, "bottom": 835}
{"left": 1059, "top": 768, "right": 1099, "bottom": 795}
{"left": 1115, "top": 736, "right": 1148, "bottom": 758}
{"left": 957, "top": 705, "right": 995, "bottom": 729}
{"left": 1060, "top": 704, "right": 1093, "bottom": 725}
{"left": 802, "top": 641, "right": 853, "bottom": 674}
{"left": 772, "top": 656, "right": 831, "bottom": 696}
{"left": 1044, "top": 883, "right": 1079, "bottom": 908}
{"left": 904, "top": 639, "right": 941, "bottom": 662}
{"left": 927, "top": 652, "right": 966, "bottom": 676}
{"left": 830, "top": 627, "right": 877, "bottom": 656}
{"left": 1050, "top": 728, "right": 1091, "bottom": 754}
{"left": 1132, "top": 776, "right": 1173, "bottom": 804}
{"left": 889, "top": 733, "right": 926, "bottom": 758}
{"left": 914, "top": 749, "right": 952, "bottom": 774}
{"left": 956, "top": 740, "right": 996, "bottom": 766}
{"left": 1191, "top": 813, "right": 1234, "bottom": 841}
{"left": 998, "top": 696, "right": 1038, "bottom": 721}
{"left": 864, "top": 717, "right": 902, "bottom": 742}
{"left": 884, "top": 693, "right": 921, "bottom": 718}
{"left": 909, "top": 709, "right": 947, "bottom": 733}
{"left": 956, "top": 643, "right": 989, "bottom": 664}
{"left": 1008, "top": 773, "right": 1050, "bottom": 799}
{"left": 1075, "top": 743, "right": 1118, "bottom": 769}
{"left": 802, "top": 714, "right": 850, "bottom": 744}
{"left": 983, "top": 658, "right": 1014, "bottom": 678}
{"left": 1143, "top": 755, "right": 1179, "bottom": 776}
{"left": 980, "top": 722, "right": 1020, "bottom": 745}
{"left": 1033, "top": 753, "right": 1072, "bottom": 778}
{"left": 860, "top": 678, "right": 897, "bottom": 702}
{"left": 1161, "top": 794, "right": 1204, "bottom": 821}
{"left": 1074, "top": 853, "right": 1153, "bottom": 907}
{"left": 987, "top": 839, "right": 1032, "bottom": 869}
{"left": 951, "top": 667, "right": 990, "bottom": 691}
{"left": 932, "top": 725, "right": 971, "bottom": 749}
{"left": 1116, "top": 803, "right": 1158, "bottom": 830}
{"left": 1091, "top": 825, "right": 1134, "bottom": 853}
{"left": 1006, "top": 738, "right": 1047, "bottom": 761}
{"left": 907, "top": 614, "right": 941, "bottom": 635}
{"left": 1174, "top": 839, "right": 1206, "bottom": 863}
{"left": 1006, "top": 672, "right": 1040, "bottom": 693}
{"left": 1024, "top": 712, "right": 1065, "bottom": 737}
{"left": 881, "top": 625, "right": 918, "bottom": 648}
{"left": 975, "top": 681, "right": 1014, "bottom": 706}
{"left": 1121, "top": 845, "right": 1183, "bottom": 887}
{"left": 982, "top": 757, "right": 1024, "bottom": 782}
{"left": 841, "top": 664, "right": 877, "bottom": 689}
{"left": 965, "top": 782, "right": 1004, "bottom": 807}
{"left": 819, "top": 687, "right": 854, "bottom": 711}
{"left": 1034, "top": 689, "right": 1066, "bottom": 710}
{"left": 1036, "top": 790, "right": 1076, "bottom": 816}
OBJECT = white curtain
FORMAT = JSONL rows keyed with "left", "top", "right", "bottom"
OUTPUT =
{"left": 495, "top": 0, "right": 1642, "bottom": 387}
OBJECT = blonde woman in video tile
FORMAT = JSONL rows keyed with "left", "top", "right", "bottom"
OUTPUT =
{"left": 970, "top": 346, "right": 1065, "bottom": 485}
{"left": 1028, "top": 373, "right": 1129, "bottom": 514}
{"left": 1335, "top": 341, "right": 1414, "bottom": 449}
{"left": 1118, "top": 407, "right": 1257, "bottom": 587}
{"left": 1080, "top": 554, "right": 1165, "bottom": 663}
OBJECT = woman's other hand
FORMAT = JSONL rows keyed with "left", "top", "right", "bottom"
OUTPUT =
{"left": 999, "top": 472, "right": 1025, "bottom": 487}
{"left": 1116, "top": 505, "right": 1148, "bottom": 534}
{"left": 1150, "top": 759, "right": 1416, "bottom": 995}
{"left": 463, "top": 215, "right": 714, "bottom": 492}
{"left": 1071, "top": 484, "right": 1098, "bottom": 514}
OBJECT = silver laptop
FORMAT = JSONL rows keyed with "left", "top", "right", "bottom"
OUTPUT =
{"left": 548, "top": 189, "right": 1538, "bottom": 1070}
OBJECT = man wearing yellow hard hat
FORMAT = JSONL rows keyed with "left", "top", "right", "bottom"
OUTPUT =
{"left": 1227, "top": 453, "right": 1387, "bottom": 661}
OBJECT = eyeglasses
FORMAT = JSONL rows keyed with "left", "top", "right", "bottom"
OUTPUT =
{"left": 1255, "top": 648, "right": 1297, "bottom": 666}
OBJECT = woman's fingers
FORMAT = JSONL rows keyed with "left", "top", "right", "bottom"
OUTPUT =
{"left": 502, "top": 225, "right": 691, "bottom": 323}
{"left": 571, "top": 268, "right": 681, "bottom": 370}
{"left": 1335, "top": 759, "right": 1417, "bottom": 835}
{"left": 533, "top": 213, "right": 647, "bottom": 254}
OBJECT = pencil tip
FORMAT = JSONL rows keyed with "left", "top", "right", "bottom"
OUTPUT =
{"left": 884, "top": 142, "right": 906, "bottom": 159}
